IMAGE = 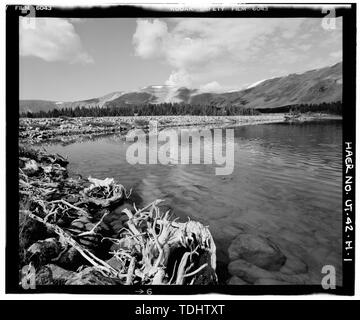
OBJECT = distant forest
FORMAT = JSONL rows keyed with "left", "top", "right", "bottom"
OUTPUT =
{"left": 259, "top": 101, "right": 342, "bottom": 114}
{"left": 21, "top": 103, "right": 260, "bottom": 118}
{"left": 21, "top": 101, "right": 342, "bottom": 118}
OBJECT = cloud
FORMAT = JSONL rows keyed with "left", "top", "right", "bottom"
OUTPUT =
{"left": 199, "top": 81, "right": 224, "bottom": 93}
{"left": 133, "top": 19, "right": 168, "bottom": 59}
{"left": 165, "top": 69, "right": 192, "bottom": 87}
{"left": 330, "top": 50, "right": 342, "bottom": 59}
{"left": 298, "top": 44, "right": 312, "bottom": 51}
{"left": 133, "top": 18, "right": 342, "bottom": 89}
{"left": 280, "top": 19, "right": 303, "bottom": 39}
{"left": 20, "top": 18, "right": 93, "bottom": 64}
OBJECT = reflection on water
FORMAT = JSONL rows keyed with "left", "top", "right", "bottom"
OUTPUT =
{"left": 44, "top": 120, "right": 343, "bottom": 284}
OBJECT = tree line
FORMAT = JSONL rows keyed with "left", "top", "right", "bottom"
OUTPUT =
{"left": 20, "top": 101, "right": 342, "bottom": 118}
{"left": 259, "top": 101, "right": 342, "bottom": 115}
{"left": 291, "top": 101, "right": 342, "bottom": 115}
{"left": 21, "top": 103, "right": 261, "bottom": 118}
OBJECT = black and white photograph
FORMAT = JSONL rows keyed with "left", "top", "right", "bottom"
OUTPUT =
{"left": 5, "top": 2, "right": 356, "bottom": 296}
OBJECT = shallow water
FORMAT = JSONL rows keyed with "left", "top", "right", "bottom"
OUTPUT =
{"left": 44, "top": 120, "right": 343, "bottom": 284}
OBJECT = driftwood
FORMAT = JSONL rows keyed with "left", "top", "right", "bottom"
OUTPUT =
{"left": 19, "top": 146, "right": 217, "bottom": 285}
{"left": 19, "top": 117, "right": 132, "bottom": 145}
{"left": 106, "top": 199, "right": 217, "bottom": 285}
{"left": 80, "top": 177, "right": 130, "bottom": 208}
{"left": 22, "top": 198, "right": 217, "bottom": 285}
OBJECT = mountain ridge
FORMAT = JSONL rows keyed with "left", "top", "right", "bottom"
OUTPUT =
{"left": 20, "top": 62, "right": 342, "bottom": 114}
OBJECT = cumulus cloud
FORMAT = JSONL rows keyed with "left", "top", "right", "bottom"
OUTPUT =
{"left": 20, "top": 18, "right": 93, "bottom": 64}
{"left": 133, "top": 18, "right": 342, "bottom": 90}
{"left": 133, "top": 19, "right": 168, "bottom": 59}
{"left": 165, "top": 69, "right": 192, "bottom": 87}
{"left": 199, "top": 81, "right": 224, "bottom": 93}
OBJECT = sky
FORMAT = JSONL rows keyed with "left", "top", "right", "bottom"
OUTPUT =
{"left": 19, "top": 17, "right": 342, "bottom": 101}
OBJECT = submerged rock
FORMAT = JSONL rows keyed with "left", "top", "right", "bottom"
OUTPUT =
{"left": 280, "top": 254, "right": 308, "bottom": 275}
{"left": 228, "top": 259, "right": 277, "bottom": 283}
{"left": 228, "top": 259, "right": 309, "bottom": 284}
{"left": 228, "top": 233, "right": 286, "bottom": 271}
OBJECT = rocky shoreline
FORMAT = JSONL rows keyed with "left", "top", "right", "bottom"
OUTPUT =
{"left": 20, "top": 114, "right": 342, "bottom": 146}
{"left": 20, "top": 115, "right": 286, "bottom": 145}
{"left": 19, "top": 146, "right": 217, "bottom": 285}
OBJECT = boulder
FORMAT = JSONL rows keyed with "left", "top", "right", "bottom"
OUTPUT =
{"left": 19, "top": 211, "right": 50, "bottom": 263}
{"left": 25, "top": 238, "right": 62, "bottom": 268}
{"left": 104, "top": 203, "right": 132, "bottom": 236}
{"left": 36, "top": 264, "right": 75, "bottom": 285}
{"left": 69, "top": 216, "right": 92, "bottom": 234}
{"left": 57, "top": 247, "right": 86, "bottom": 270}
{"left": 228, "top": 233, "right": 286, "bottom": 271}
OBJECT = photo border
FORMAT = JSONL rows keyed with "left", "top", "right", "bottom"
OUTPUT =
{"left": 6, "top": 3, "right": 356, "bottom": 295}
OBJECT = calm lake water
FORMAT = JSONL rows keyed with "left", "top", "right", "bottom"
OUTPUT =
{"left": 44, "top": 120, "right": 343, "bottom": 284}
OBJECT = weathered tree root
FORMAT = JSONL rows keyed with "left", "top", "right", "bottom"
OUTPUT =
{"left": 109, "top": 199, "right": 218, "bottom": 285}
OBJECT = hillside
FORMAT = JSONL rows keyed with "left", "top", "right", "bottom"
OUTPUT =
{"left": 20, "top": 62, "right": 342, "bottom": 114}
{"left": 205, "top": 62, "right": 342, "bottom": 109}
{"left": 19, "top": 100, "right": 59, "bottom": 113}
{"left": 20, "top": 91, "right": 123, "bottom": 114}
